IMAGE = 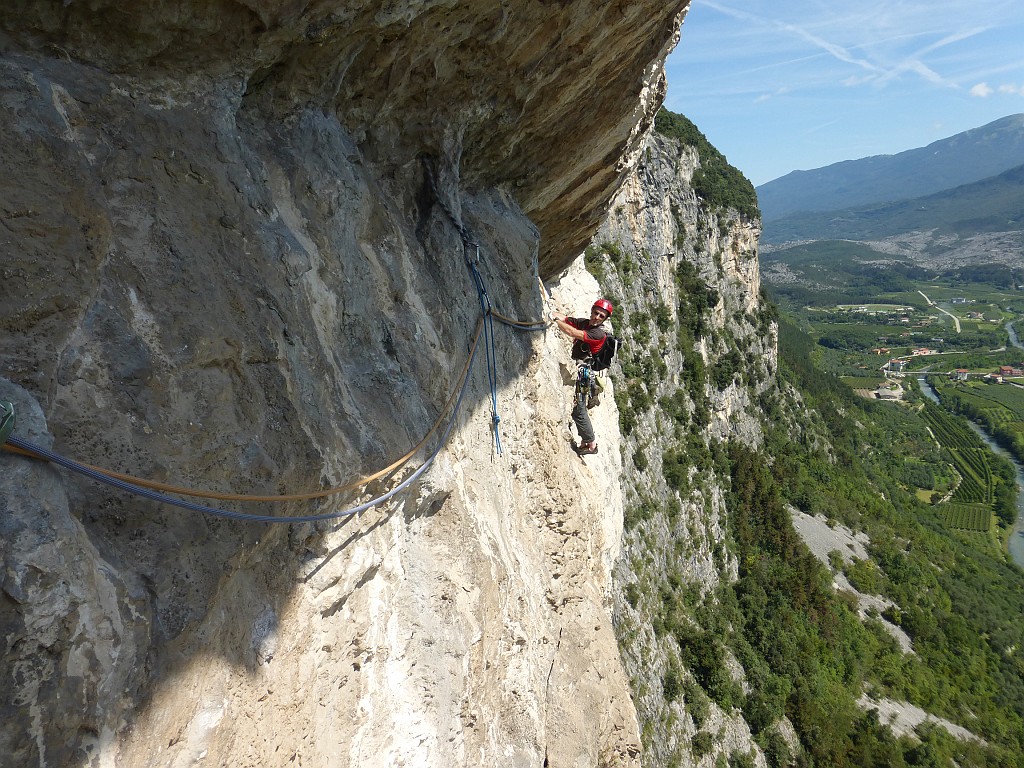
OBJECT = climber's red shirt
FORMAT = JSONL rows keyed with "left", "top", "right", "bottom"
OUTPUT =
{"left": 568, "top": 317, "right": 607, "bottom": 357}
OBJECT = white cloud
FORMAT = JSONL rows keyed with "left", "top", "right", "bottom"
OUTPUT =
{"left": 998, "top": 83, "right": 1023, "bottom": 94}
{"left": 754, "top": 86, "right": 791, "bottom": 104}
{"left": 970, "top": 82, "right": 994, "bottom": 96}
{"left": 698, "top": 0, "right": 989, "bottom": 92}
{"left": 843, "top": 75, "right": 874, "bottom": 87}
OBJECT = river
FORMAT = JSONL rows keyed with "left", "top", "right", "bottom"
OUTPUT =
{"left": 918, "top": 376, "right": 1024, "bottom": 568}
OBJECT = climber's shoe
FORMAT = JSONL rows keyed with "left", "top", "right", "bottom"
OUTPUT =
{"left": 575, "top": 441, "right": 598, "bottom": 455}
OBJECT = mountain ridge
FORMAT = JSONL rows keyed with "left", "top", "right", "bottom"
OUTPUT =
{"left": 760, "top": 161, "right": 1024, "bottom": 248}
{"left": 757, "top": 113, "right": 1024, "bottom": 222}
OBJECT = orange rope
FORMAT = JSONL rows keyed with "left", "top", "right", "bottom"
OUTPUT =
{"left": 489, "top": 309, "right": 550, "bottom": 329}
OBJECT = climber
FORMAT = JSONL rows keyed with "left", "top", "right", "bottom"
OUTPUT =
{"left": 550, "top": 298, "right": 613, "bottom": 455}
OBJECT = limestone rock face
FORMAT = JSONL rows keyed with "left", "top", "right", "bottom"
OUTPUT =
{"left": 0, "top": 380, "right": 146, "bottom": 768}
{"left": 592, "top": 131, "right": 775, "bottom": 446}
{"left": 582, "top": 129, "right": 775, "bottom": 766}
{"left": 0, "top": 1, "right": 691, "bottom": 765}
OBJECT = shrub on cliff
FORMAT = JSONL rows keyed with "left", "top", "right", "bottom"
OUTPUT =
{"left": 654, "top": 109, "right": 760, "bottom": 221}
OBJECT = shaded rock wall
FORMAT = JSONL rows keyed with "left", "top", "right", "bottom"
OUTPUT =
{"left": 0, "top": 0, "right": 688, "bottom": 275}
{"left": 0, "top": 1, "right": 690, "bottom": 765}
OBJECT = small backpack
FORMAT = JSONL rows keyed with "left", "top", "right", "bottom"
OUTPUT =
{"left": 589, "top": 334, "right": 619, "bottom": 372}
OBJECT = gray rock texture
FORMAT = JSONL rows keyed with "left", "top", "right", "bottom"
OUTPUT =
{"left": 1, "top": 379, "right": 147, "bottom": 768}
{"left": 0, "top": 0, "right": 687, "bottom": 276}
{"left": 0, "top": 2, "right": 690, "bottom": 765}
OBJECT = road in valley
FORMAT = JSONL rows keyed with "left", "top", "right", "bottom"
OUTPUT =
{"left": 918, "top": 290, "right": 961, "bottom": 333}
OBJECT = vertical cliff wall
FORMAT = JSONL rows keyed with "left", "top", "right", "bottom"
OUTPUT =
{"left": 580, "top": 126, "right": 778, "bottom": 767}
{"left": 0, "top": 2, "right": 691, "bottom": 766}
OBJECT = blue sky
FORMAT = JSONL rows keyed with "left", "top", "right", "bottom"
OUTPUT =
{"left": 664, "top": 0, "right": 1024, "bottom": 187}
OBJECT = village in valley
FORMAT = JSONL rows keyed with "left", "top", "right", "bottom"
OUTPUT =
{"left": 803, "top": 293, "right": 1024, "bottom": 403}
{"left": 867, "top": 350, "right": 1023, "bottom": 402}
{"left": 765, "top": 262, "right": 1024, "bottom": 535}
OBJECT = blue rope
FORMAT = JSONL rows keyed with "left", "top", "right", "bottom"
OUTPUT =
{"left": 3, "top": 300, "right": 549, "bottom": 524}
{"left": 465, "top": 245, "right": 503, "bottom": 456}
{"left": 423, "top": 158, "right": 549, "bottom": 456}
{"left": 5, "top": 334, "right": 480, "bottom": 524}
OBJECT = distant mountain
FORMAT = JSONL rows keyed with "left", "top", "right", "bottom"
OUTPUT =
{"left": 760, "top": 163, "right": 1024, "bottom": 246}
{"left": 757, "top": 114, "right": 1024, "bottom": 222}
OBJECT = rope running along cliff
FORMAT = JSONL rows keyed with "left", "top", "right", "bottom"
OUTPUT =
{"left": 3, "top": 307, "right": 549, "bottom": 521}
{"left": 1, "top": 166, "right": 552, "bottom": 521}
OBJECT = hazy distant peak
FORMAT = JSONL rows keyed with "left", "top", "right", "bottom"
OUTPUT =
{"left": 757, "top": 113, "right": 1024, "bottom": 222}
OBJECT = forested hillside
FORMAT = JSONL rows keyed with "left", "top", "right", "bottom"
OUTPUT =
{"left": 757, "top": 113, "right": 1024, "bottom": 221}
{"left": 594, "top": 110, "right": 1024, "bottom": 767}
{"left": 761, "top": 163, "right": 1024, "bottom": 246}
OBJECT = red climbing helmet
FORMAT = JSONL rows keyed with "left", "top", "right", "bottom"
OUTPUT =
{"left": 592, "top": 298, "right": 614, "bottom": 317}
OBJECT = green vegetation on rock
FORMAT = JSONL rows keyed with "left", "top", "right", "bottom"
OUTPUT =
{"left": 654, "top": 109, "right": 760, "bottom": 221}
{"left": 597, "top": 114, "right": 1024, "bottom": 768}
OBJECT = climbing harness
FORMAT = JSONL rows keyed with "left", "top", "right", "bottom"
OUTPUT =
{"left": 574, "top": 364, "right": 593, "bottom": 408}
{"left": 575, "top": 362, "right": 607, "bottom": 410}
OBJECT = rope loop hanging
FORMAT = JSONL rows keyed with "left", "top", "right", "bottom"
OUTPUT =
{"left": 0, "top": 157, "right": 557, "bottom": 521}
{"left": 2, "top": 319, "right": 484, "bottom": 523}
{"left": 1, "top": 300, "right": 550, "bottom": 522}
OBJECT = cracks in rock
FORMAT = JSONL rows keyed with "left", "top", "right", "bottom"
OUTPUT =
{"left": 320, "top": 563, "right": 379, "bottom": 619}
{"left": 541, "top": 624, "right": 563, "bottom": 768}
{"left": 413, "top": 157, "right": 440, "bottom": 247}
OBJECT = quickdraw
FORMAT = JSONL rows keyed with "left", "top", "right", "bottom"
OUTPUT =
{"left": 574, "top": 364, "right": 592, "bottom": 407}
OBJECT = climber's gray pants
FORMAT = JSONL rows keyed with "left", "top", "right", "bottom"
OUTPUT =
{"left": 572, "top": 391, "right": 595, "bottom": 444}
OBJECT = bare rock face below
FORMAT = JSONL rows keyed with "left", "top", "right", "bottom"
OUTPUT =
{"left": 0, "top": 1, "right": 691, "bottom": 765}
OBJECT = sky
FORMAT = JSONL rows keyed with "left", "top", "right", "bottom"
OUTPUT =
{"left": 663, "top": 0, "right": 1024, "bottom": 187}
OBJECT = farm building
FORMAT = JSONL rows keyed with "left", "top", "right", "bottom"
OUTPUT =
{"left": 874, "top": 385, "right": 903, "bottom": 401}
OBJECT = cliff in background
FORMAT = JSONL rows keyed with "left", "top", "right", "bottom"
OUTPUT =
{"left": 2, "top": 4, "right": 798, "bottom": 767}
{"left": 584, "top": 125, "right": 776, "bottom": 767}
{"left": 0, "top": 2, "right": 692, "bottom": 766}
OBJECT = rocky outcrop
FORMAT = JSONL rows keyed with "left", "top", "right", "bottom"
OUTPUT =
{"left": 0, "top": 2, "right": 691, "bottom": 766}
{"left": 581, "top": 128, "right": 776, "bottom": 766}
{"left": 0, "top": 0, "right": 688, "bottom": 276}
